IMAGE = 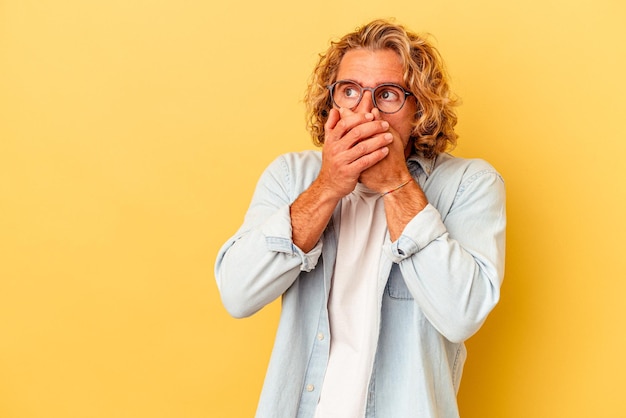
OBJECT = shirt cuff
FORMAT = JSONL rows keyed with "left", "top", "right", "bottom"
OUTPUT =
{"left": 384, "top": 203, "right": 447, "bottom": 263}
{"left": 259, "top": 205, "right": 323, "bottom": 272}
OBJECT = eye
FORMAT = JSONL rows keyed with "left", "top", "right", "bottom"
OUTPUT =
{"left": 344, "top": 87, "right": 358, "bottom": 97}
{"left": 376, "top": 87, "right": 402, "bottom": 102}
{"left": 337, "top": 82, "right": 361, "bottom": 99}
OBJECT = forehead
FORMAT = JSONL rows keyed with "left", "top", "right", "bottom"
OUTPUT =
{"left": 336, "top": 48, "right": 405, "bottom": 86}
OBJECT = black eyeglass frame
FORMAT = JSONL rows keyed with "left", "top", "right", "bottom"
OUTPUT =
{"left": 327, "top": 80, "right": 414, "bottom": 114}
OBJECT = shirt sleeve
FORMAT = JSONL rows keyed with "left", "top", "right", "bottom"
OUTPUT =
{"left": 384, "top": 167, "right": 506, "bottom": 343}
{"left": 215, "top": 153, "right": 323, "bottom": 318}
{"left": 384, "top": 204, "right": 447, "bottom": 261}
{"left": 260, "top": 205, "right": 323, "bottom": 272}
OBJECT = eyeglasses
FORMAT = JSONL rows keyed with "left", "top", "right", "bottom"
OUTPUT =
{"left": 327, "top": 80, "right": 413, "bottom": 114}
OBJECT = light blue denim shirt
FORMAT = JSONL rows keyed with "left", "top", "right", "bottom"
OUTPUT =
{"left": 215, "top": 150, "right": 506, "bottom": 418}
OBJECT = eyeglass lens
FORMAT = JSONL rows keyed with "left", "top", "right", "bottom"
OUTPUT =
{"left": 332, "top": 81, "right": 408, "bottom": 113}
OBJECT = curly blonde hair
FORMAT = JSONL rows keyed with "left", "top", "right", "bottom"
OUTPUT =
{"left": 304, "top": 19, "right": 459, "bottom": 159}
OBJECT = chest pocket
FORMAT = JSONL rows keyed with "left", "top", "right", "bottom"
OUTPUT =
{"left": 386, "top": 263, "right": 414, "bottom": 300}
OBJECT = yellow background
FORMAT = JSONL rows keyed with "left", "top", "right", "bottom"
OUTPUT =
{"left": 1, "top": 0, "right": 625, "bottom": 417}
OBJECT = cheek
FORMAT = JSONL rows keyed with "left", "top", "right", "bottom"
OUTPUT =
{"left": 390, "top": 103, "right": 417, "bottom": 138}
{"left": 389, "top": 117, "right": 414, "bottom": 143}
{"left": 385, "top": 114, "right": 415, "bottom": 157}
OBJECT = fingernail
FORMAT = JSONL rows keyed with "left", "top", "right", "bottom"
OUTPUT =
{"left": 381, "top": 121, "right": 389, "bottom": 129}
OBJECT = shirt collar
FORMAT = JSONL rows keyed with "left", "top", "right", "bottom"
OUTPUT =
{"left": 407, "top": 153, "right": 437, "bottom": 178}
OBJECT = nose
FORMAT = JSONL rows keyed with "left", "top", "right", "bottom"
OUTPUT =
{"left": 355, "top": 89, "right": 375, "bottom": 114}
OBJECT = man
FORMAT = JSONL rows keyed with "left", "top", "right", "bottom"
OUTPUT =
{"left": 215, "top": 19, "right": 506, "bottom": 418}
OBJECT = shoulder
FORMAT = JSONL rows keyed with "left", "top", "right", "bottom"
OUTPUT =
{"left": 423, "top": 153, "right": 505, "bottom": 214}
{"left": 268, "top": 150, "right": 322, "bottom": 180}
{"left": 432, "top": 153, "right": 504, "bottom": 189}
{"left": 260, "top": 150, "right": 322, "bottom": 201}
{"left": 434, "top": 153, "right": 501, "bottom": 177}
{"left": 276, "top": 150, "right": 322, "bottom": 166}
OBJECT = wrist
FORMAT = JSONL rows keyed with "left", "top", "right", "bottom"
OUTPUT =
{"left": 380, "top": 178, "right": 413, "bottom": 197}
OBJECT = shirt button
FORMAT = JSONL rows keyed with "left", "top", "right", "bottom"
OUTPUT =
{"left": 306, "top": 384, "right": 315, "bottom": 392}
{"left": 317, "top": 333, "right": 324, "bottom": 341}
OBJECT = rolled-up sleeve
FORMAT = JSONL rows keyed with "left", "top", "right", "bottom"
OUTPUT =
{"left": 384, "top": 166, "right": 506, "bottom": 343}
{"left": 260, "top": 206, "right": 323, "bottom": 272}
{"left": 384, "top": 204, "right": 447, "bottom": 262}
{"left": 215, "top": 152, "right": 323, "bottom": 318}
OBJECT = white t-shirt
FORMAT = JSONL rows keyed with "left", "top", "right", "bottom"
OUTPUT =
{"left": 314, "top": 183, "right": 388, "bottom": 418}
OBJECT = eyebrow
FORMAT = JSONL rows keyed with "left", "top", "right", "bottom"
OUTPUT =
{"left": 339, "top": 78, "right": 408, "bottom": 88}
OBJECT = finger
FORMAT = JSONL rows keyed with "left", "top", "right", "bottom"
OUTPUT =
{"left": 338, "top": 107, "right": 374, "bottom": 129}
{"left": 324, "top": 108, "right": 341, "bottom": 131}
{"left": 327, "top": 109, "right": 375, "bottom": 141}
{"left": 348, "top": 145, "right": 390, "bottom": 173}
{"left": 345, "top": 132, "right": 394, "bottom": 162}
{"left": 344, "top": 120, "right": 390, "bottom": 148}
